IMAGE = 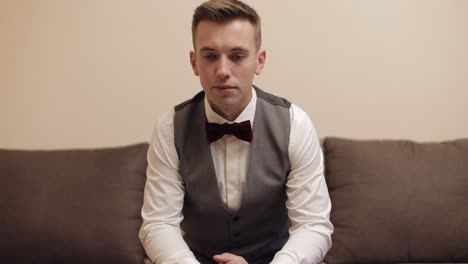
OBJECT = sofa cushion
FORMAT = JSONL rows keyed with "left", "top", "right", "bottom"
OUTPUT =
{"left": 0, "top": 143, "right": 148, "bottom": 264}
{"left": 323, "top": 137, "right": 468, "bottom": 264}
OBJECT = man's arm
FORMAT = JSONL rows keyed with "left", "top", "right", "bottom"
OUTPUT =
{"left": 270, "top": 104, "right": 334, "bottom": 264}
{"left": 139, "top": 110, "right": 200, "bottom": 264}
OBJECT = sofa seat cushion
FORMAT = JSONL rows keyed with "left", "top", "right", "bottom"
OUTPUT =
{"left": 0, "top": 143, "right": 148, "bottom": 264}
{"left": 323, "top": 137, "right": 468, "bottom": 264}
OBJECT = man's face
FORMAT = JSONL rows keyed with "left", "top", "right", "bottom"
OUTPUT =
{"left": 190, "top": 19, "right": 265, "bottom": 119}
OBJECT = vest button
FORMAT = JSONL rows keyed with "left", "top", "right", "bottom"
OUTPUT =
{"left": 233, "top": 215, "right": 240, "bottom": 222}
{"left": 233, "top": 231, "right": 241, "bottom": 237}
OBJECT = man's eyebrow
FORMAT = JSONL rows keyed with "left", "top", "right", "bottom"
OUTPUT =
{"left": 198, "top": 47, "right": 249, "bottom": 53}
{"left": 199, "top": 47, "right": 216, "bottom": 52}
{"left": 231, "top": 47, "right": 249, "bottom": 53}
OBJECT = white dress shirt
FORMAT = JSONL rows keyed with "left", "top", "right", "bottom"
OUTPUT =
{"left": 139, "top": 88, "right": 333, "bottom": 264}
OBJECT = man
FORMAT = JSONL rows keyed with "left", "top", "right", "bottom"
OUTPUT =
{"left": 139, "top": 0, "right": 333, "bottom": 263}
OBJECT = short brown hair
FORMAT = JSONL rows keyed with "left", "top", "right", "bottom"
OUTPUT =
{"left": 192, "top": 0, "right": 261, "bottom": 51}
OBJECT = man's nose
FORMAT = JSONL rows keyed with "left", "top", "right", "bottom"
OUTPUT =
{"left": 215, "top": 56, "right": 230, "bottom": 80}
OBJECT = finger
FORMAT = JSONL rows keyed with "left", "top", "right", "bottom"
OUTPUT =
{"left": 213, "top": 253, "right": 237, "bottom": 262}
{"left": 213, "top": 253, "right": 247, "bottom": 264}
{"left": 213, "top": 253, "right": 229, "bottom": 262}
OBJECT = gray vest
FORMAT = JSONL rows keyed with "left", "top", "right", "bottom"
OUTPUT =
{"left": 174, "top": 86, "right": 291, "bottom": 264}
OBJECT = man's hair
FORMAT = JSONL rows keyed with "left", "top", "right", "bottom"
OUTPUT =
{"left": 192, "top": 0, "right": 261, "bottom": 51}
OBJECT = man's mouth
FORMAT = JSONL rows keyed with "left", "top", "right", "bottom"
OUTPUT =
{"left": 213, "top": 85, "right": 237, "bottom": 89}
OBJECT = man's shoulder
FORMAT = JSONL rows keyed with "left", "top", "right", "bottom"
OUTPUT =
{"left": 254, "top": 85, "right": 291, "bottom": 109}
{"left": 174, "top": 91, "right": 205, "bottom": 112}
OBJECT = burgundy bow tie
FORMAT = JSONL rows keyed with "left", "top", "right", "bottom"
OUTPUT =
{"left": 206, "top": 120, "right": 253, "bottom": 143}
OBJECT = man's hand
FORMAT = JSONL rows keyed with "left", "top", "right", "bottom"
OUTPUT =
{"left": 213, "top": 253, "right": 248, "bottom": 264}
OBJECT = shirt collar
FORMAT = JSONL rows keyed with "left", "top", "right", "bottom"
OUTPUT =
{"left": 204, "top": 87, "right": 257, "bottom": 127}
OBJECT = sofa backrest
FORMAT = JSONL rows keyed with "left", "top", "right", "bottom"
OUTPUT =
{"left": 323, "top": 137, "right": 468, "bottom": 263}
{"left": 2, "top": 138, "right": 468, "bottom": 264}
{"left": 0, "top": 143, "right": 148, "bottom": 264}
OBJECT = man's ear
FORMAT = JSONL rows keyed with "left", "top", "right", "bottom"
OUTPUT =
{"left": 255, "top": 49, "right": 266, "bottom": 75}
{"left": 190, "top": 51, "right": 199, "bottom": 76}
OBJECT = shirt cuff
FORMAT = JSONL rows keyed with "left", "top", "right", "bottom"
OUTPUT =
{"left": 270, "top": 252, "right": 296, "bottom": 264}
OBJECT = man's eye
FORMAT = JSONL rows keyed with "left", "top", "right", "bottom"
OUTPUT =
{"left": 231, "top": 54, "right": 244, "bottom": 61}
{"left": 204, "top": 54, "right": 217, "bottom": 61}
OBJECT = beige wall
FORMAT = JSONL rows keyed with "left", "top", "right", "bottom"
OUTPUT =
{"left": 2, "top": 0, "right": 467, "bottom": 149}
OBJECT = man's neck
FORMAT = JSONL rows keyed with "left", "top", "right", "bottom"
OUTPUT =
{"left": 205, "top": 88, "right": 255, "bottom": 122}
{"left": 211, "top": 105, "right": 243, "bottom": 122}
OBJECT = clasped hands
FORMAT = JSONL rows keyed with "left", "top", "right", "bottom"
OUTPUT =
{"left": 213, "top": 253, "right": 248, "bottom": 264}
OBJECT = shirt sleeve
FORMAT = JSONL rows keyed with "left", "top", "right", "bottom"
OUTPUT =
{"left": 270, "top": 104, "right": 334, "bottom": 264}
{"left": 139, "top": 109, "right": 200, "bottom": 264}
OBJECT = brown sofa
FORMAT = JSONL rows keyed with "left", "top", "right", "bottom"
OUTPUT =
{"left": 1, "top": 138, "right": 467, "bottom": 263}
